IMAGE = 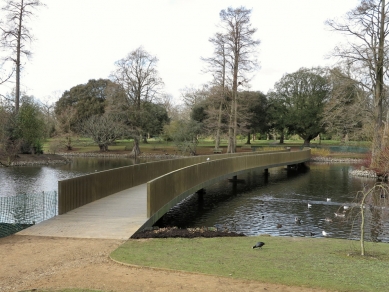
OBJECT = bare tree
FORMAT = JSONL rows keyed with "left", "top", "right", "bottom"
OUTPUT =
{"left": 356, "top": 183, "right": 389, "bottom": 256}
{"left": 323, "top": 67, "right": 372, "bottom": 141}
{"left": 0, "top": 0, "right": 45, "bottom": 113}
{"left": 79, "top": 114, "right": 128, "bottom": 152}
{"left": 218, "top": 6, "right": 260, "bottom": 153}
{"left": 202, "top": 33, "right": 229, "bottom": 151}
{"left": 180, "top": 85, "right": 208, "bottom": 110}
{"left": 111, "top": 47, "right": 163, "bottom": 108}
{"left": 110, "top": 47, "right": 164, "bottom": 156}
{"left": 326, "top": 0, "right": 389, "bottom": 168}
{"left": 201, "top": 85, "right": 229, "bottom": 150}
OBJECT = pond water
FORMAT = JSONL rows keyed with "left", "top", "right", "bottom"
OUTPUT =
{"left": 0, "top": 156, "right": 143, "bottom": 197}
{"left": 157, "top": 163, "right": 389, "bottom": 242}
{"left": 1, "top": 157, "right": 388, "bottom": 242}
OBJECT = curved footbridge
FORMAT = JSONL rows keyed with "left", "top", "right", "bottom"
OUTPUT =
{"left": 17, "top": 148, "right": 310, "bottom": 240}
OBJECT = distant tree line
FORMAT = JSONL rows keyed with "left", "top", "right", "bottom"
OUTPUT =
{"left": 0, "top": 2, "right": 387, "bottom": 167}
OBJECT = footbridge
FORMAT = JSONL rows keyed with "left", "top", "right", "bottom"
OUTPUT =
{"left": 17, "top": 148, "right": 310, "bottom": 239}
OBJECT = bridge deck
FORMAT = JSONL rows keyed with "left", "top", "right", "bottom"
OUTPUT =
{"left": 17, "top": 184, "right": 147, "bottom": 240}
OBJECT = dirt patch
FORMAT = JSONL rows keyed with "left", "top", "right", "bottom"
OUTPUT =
{"left": 0, "top": 234, "right": 327, "bottom": 292}
{"left": 131, "top": 227, "right": 246, "bottom": 239}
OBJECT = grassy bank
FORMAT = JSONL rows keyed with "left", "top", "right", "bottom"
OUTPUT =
{"left": 111, "top": 236, "right": 389, "bottom": 292}
{"left": 43, "top": 137, "right": 370, "bottom": 159}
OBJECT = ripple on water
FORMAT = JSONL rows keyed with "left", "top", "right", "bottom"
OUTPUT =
{"left": 158, "top": 163, "right": 389, "bottom": 242}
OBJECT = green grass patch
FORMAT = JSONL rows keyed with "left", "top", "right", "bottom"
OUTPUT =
{"left": 111, "top": 236, "right": 389, "bottom": 291}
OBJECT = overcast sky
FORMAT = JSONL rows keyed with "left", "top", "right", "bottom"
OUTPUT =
{"left": 0, "top": 0, "right": 359, "bottom": 104}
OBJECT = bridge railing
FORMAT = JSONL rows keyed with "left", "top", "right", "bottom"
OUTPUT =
{"left": 146, "top": 148, "right": 311, "bottom": 225}
{"left": 57, "top": 149, "right": 287, "bottom": 214}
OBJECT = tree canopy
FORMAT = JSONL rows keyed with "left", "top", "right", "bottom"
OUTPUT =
{"left": 270, "top": 67, "right": 330, "bottom": 145}
{"left": 54, "top": 79, "right": 124, "bottom": 132}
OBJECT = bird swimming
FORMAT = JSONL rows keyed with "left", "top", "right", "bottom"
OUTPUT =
{"left": 252, "top": 242, "right": 265, "bottom": 249}
{"left": 322, "top": 230, "right": 328, "bottom": 236}
{"left": 277, "top": 223, "right": 282, "bottom": 228}
{"left": 343, "top": 205, "right": 349, "bottom": 210}
{"left": 327, "top": 198, "right": 331, "bottom": 202}
{"left": 206, "top": 157, "right": 210, "bottom": 161}
{"left": 307, "top": 203, "right": 312, "bottom": 208}
{"left": 325, "top": 217, "right": 333, "bottom": 222}
{"left": 295, "top": 217, "right": 301, "bottom": 224}
{"left": 334, "top": 212, "right": 346, "bottom": 217}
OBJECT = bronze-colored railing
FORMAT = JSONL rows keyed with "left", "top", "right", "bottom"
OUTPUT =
{"left": 146, "top": 148, "right": 311, "bottom": 224}
{"left": 58, "top": 150, "right": 286, "bottom": 214}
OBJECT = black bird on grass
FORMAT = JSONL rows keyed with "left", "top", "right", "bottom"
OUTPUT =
{"left": 252, "top": 242, "right": 265, "bottom": 249}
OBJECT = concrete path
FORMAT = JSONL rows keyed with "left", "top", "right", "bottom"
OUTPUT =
{"left": 17, "top": 184, "right": 147, "bottom": 240}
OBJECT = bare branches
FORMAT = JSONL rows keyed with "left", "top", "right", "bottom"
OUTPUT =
{"left": 110, "top": 47, "right": 164, "bottom": 109}
{"left": 327, "top": 0, "right": 389, "bottom": 167}
{"left": 207, "top": 6, "right": 260, "bottom": 152}
{"left": 79, "top": 114, "right": 128, "bottom": 152}
{"left": 0, "top": 0, "right": 45, "bottom": 113}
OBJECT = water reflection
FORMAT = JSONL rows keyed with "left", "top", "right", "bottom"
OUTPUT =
{"left": 0, "top": 156, "right": 143, "bottom": 197}
{"left": 157, "top": 163, "right": 389, "bottom": 242}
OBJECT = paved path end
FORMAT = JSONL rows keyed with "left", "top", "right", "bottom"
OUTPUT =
{"left": 17, "top": 184, "right": 147, "bottom": 240}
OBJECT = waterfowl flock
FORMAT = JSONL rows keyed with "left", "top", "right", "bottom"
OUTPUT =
{"left": 253, "top": 196, "right": 355, "bottom": 241}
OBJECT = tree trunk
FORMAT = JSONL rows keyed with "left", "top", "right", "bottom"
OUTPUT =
{"left": 246, "top": 132, "right": 251, "bottom": 144}
{"left": 303, "top": 138, "right": 310, "bottom": 146}
{"left": 280, "top": 131, "right": 284, "bottom": 144}
{"left": 15, "top": 4, "right": 23, "bottom": 113}
{"left": 359, "top": 186, "right": 373, "bottom": 256}
{"left": 131, "top": 137, "right": 141, "bottom": 157}
{"left": 99, "top": 144, "right": 108, "bottom": 152}
{"left": 231, "top": 47, "right": 239, "bottom": 153}
{"left": 215, "top": 42, "right": 226, "bottom": 151}
{"left": 370, "top": 0, "right": 386, "bottom": 169}
{"left": 227, "top": 99, "right": 235, "bottom": 153}
{"left": 215, "top": 101, "right": 223, "bottom": 150}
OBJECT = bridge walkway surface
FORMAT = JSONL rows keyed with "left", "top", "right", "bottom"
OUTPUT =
{"left": 17, "top": 184, "right": 147, "bottom": 240}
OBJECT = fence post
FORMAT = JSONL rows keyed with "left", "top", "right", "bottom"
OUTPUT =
{"left": 42, "top": 191, "right": 45, "bottom": 221}
{"left": 55, "top": 191, "right": 58, "bottom": 216}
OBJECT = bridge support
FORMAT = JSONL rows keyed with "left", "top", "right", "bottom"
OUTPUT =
{"left": 196, "top": 188, "right": 206, "bottom": 201}
{"left": 287, "top": 162, "right": 306, "bottom": 170}
{"left": 196, "top": 188, "right": 206, "bottom": 195}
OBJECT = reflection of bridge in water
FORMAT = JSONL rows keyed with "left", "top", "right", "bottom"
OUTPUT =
{"left": 18, "top": 148, "right": 310, "bottom": 239}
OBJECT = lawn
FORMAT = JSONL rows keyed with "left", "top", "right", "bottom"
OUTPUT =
{"left": 111, "top": 236, "right": 389, "bottom": 292}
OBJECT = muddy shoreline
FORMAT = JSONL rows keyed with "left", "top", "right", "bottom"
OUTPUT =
{"left": 131, "top": 227, "right": 246, "bottom": 239}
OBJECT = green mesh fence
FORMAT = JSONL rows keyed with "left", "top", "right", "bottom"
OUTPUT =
{"left": 0, "top": 191, "right": 58, "bottom": 238}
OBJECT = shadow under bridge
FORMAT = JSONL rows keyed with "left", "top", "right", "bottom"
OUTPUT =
{"left": 144, "top": 148, "right": 311, "bottom": 230}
